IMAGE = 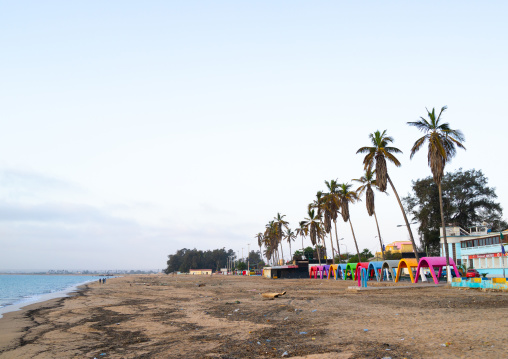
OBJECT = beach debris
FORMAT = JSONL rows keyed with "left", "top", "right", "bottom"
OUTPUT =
{"left": 311, "top": 309, "right": 317, "bottom": 312}
{"left": 363, "top": 329, "right": 368, "bottom": 332}
{"left": 234, "top": 308, "right": 239, "bottom": 312}
{"left": 299, "top": 331, "right": 307, "bottom": 335}
{"left": 266, "top": 339, "right": 271, "bottom": 342}
{"left": 261, "top": 291, "right": 286, "bottom": 299}
{"left": 282, "top": 351, "right": 289, "bottom": 357}
{"left": 225, "top": 300, "right": 241, "bottom": 304}
{"left": 441, "top": 342, "right": 452, "bottom": 347}
{"left": 257, "top": 341, "right": 262, "bottom": 345}
{"left": 284, "top": 317, "right": 288, "bottom": 320}
{"left": 196, "top": 283, "right": 205, "bottom": 287}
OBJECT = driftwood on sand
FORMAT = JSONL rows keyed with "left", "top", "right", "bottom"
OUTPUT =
{"left": 261, "top": 291, "right": 286, "bottom": 299}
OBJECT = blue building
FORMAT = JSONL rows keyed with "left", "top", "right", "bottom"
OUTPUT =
{"left": 440, "top": 225, "right": 508, "bottom": 277}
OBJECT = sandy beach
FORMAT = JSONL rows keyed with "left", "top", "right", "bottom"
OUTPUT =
{"left": 1, "top": 275, "right": 508, "bottom": 358}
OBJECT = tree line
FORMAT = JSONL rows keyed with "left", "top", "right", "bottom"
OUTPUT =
{"left": 164, "top": 248, "right": 263, "bottom": 273}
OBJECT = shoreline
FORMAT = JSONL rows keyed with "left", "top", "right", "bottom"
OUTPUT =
{"left": 0, "top": 284, "right": 91, "bottom": 353}
{"left": 0, "top": 276, "right": 104, "bottom": 319}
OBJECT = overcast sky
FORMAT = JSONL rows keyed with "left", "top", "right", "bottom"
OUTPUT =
{"left": 1, "top": 1, "right": 507, "bottom": 271}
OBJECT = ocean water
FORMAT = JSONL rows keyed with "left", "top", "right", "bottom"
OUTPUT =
{"left": 0, "top": 274, "right": 103, "bottom": 318}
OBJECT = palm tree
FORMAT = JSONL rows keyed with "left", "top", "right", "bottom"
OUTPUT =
{"left": 356, "top": 130, "right": 420, "bottom": 262}
{"left": 309, "top": 192, "right": 328, "bottom": 258}
{"left": 255, "top": 232, "right": 264, "bottom": 262}
{"left": 408, "top": 106, "right": 465, "bottom": 282}
{"left": 337, "top": 183, "right": 362, "bottom": 262}
{"left": 285, "top": 228, "right": 296, "bottom": 261}
{"left": 323, "top": 179, "right": 342, "bottom": 264}
{"left": 273, "top": 213, "right": 289, "bottom": 263}
{"left": 353, "top": 167, "right": 385, "bottom": 260}
{"left": 295, "top": 221, "right": 308, "bottom": 255}
{"left": 303, "top": 209, "right": 325, "bottom": 265}
{"left": 264, "top": 221, "right": 277, "bottom": 265}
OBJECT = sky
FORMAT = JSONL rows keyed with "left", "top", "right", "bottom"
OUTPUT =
{"left": 1, "top": 1, "right": 507, "bottom": 271}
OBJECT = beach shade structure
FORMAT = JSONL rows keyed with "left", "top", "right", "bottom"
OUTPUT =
{"left": 323, "top": 265, "right": 331, "bottom": 279}
{"left": 381, "top": 260, "right": 400, "bottom": 282}
{"left": 354, "top": 262, "right": 369, "bottom": 285}
{"left": 345, "top": 263, "right": 358, "bottom": 280}
{"left": 328, "top": 264, "right": 338, "bottom": 279}
{"left": 414, "top": 257, "right": 461, "bottom": 284}
{"left": 395, "top": 258, "right": 419, "bottom": 283}
{"left": 337, "top": 264, "right": 348, "bottom": 280}
{"left": 309, "top": 265, "right": 325, "bottom": 279}
{"left": 355, "top": 262, "right": 370, "bottom": 286}
{"left": 367, "top": 262, "right": 384, "bottom": 281}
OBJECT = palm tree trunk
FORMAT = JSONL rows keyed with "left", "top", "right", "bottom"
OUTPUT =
{"left": 280, "top": 243, "right": 284, "bottom": 264}
{"left": 322, "top": 235, "right": 327, "bottom": 261}
{"left": 329, "top": 232, "right": 336, "bottom": 264}
{"left": 439, "top": 183, "right": 452, "bottom": 283}
{"left": 348, "top": 218, "right": 361, "bottom": 262}
{"left": 316, "top": 244, "right": 321, "bottom": 265}
{"left": 334, "top": 220, "right": 342, "bottom": 263}
{"left": 387, "top": 174, "right": 420, "bottom": 262}
{"left": 289, "top": 241, "right": 292, "bottom": 262}
{"left": 373, "top": 211, "right": 385, "bottom": 260}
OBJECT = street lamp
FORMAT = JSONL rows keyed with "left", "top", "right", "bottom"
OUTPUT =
{"left": 247, "top": 243, "right": 250, "bottom": 275}
{"left": 339, "top": 238, "right": 348, "bottom": 262}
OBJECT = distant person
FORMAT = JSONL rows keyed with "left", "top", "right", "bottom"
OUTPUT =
{"left": 103, "top": 278, "right": 106, "bottom": 284}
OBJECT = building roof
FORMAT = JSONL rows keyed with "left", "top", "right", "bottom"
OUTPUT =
{"left": 386, "top": 241, "right": 412, "bottom": 250}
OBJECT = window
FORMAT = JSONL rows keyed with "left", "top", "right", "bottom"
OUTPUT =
{"left": 480, "top": 239, "right": 484, "bottom": 246}
{"left": 493, "top": 237, "right": 500, "bottom": 244}
{"left": 486, "top": 237, "right": 491, "bottom": 245}
{"left": 461, "top": 242, "right": 466, "bottom": 248}
{"left": 474, "top": 240, "right": 479, "bottom": 247}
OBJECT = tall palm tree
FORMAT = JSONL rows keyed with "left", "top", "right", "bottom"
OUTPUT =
{"left": 337, "top": 183, "right": 362, "bottom": 262}
{"left": 309, "top": 192, "right": 328, "bottom": 257}
{"left": 408, "top": 106, "right": 465, "bottom": 282}
{"left": 303, "top": 209, "right": 325, "bottom": 265}
{"left": 323, "top": 179, "right": 342, "bottom": 264}
{"left": 264, "top": 221, "right": 277, "bottom": 265}
{"left": 295, "top": 221, "right": 308, "bottom": 255}
{"left": 353, "top": 167, "right": 385, "bottom": 260}
{"left": 356, "top": 130, "right": 420, "bottom": 261}
{"left": 273, "top": 213, "right": 289, "bottom": 263}
{"left": 325, "top": 179, "right": 345, "bottom": 263}
{"left": 285, "top": 228, "right": 296, "bottom": 261}
{"left": 255, "top": 232, "right": 264, "bottom": 262}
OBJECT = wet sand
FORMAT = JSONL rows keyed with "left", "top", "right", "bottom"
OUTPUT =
{"left": 1, "top": 274, "right": 507, "bottom": 358}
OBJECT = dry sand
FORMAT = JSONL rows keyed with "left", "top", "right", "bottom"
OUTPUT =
{"left": 1, "top": 274, "right": 508, "bottom": 358}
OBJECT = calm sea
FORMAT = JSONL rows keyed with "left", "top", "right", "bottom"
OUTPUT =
{"left": 0, "top": 274, "right": 103, "bottom": 318}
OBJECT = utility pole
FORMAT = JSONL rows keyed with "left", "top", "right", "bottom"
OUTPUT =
{"left": 247, "top": 244, "right": 250, "bottom": 275}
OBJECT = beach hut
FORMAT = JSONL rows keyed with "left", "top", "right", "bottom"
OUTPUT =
{"left": 345, "top": 263, "right": 358, "bottom": 280}
{"left": 414, "top": 257, "right": 461, "bottom": 284}
{"left": 395, "top": 258, "right": 419, "bottom": 283}
{"left": 381, "top": 260, "right": 400, "bottom": 281}
{"left": 367, "top": 262, "right": 384, "bottom": 281}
